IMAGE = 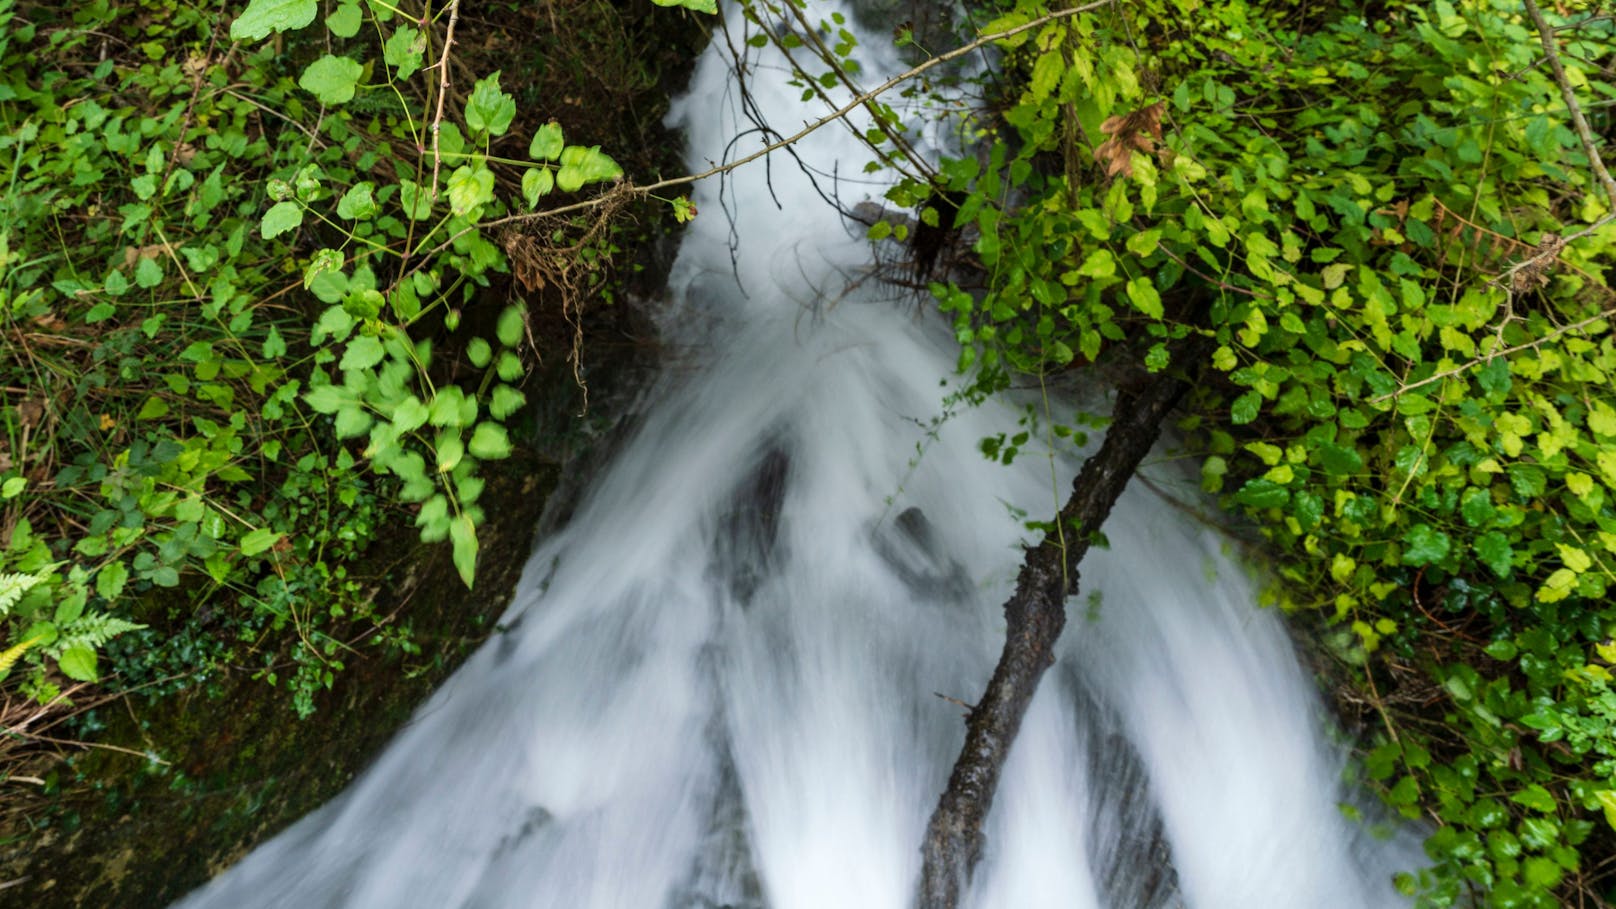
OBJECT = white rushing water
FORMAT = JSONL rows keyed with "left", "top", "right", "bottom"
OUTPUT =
{"left": 177, "top": 4, "right": 1423, "bottom": 907}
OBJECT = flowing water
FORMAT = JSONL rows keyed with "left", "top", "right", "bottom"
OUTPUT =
{"left": 177, "top": 5, "right": 1424, "bottom": 907}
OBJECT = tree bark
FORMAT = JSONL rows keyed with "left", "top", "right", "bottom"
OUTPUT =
{"left": 916, "top": 350, "right": 1202, "bottom": 909}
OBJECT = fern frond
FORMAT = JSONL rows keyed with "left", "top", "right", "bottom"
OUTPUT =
{"left": 0, "top": 633, "right": 42, "bottom": 677}
{"left": 54, "top": 613, "right": 147, "bottom": 654}
{"left": 0, "top": 571, "right": 40, "bottom": 617}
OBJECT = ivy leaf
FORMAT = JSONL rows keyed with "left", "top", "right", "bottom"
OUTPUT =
{"left": 529, "top": 123, "right": 564, "bottom": 161}
{"left": 1230, "top": 390, "right": 1261, "bottom": 425}
{"left": 383, "top": 25, "right": 425, "bottom": 80}
{"left": 230, "top": 0, "right": 317, "bottom": 41}
{"left": 1402, "top": 524, "right": 1450, "bottom": 566}
{"left": 260, "top": 201, "right": 303, "bottom": 239}
{"left": 299, "top": 55, "right": 364, "bottom": 106}
{"left": 1235, "top": 478, "right": 1289, "bottom": 509}
{"left": 465, "top": 72, "right": 517, "bottom": 138}
{"left": 489, "top": 385, "right": 526, "bottom": 419}
{"left": 555, "top": 146, "right": 622, "bottom": 192}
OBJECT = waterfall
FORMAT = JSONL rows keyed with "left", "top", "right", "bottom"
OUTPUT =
{"left": 175, "top": 4, "right": 1423, "bottom": 907}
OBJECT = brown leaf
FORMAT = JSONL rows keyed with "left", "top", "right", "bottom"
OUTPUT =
{"left": 1093, "top": 101, "right": 1165, "bottom": 179}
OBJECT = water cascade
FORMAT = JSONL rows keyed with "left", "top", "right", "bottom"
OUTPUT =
{"left": 177, "top": 4, "right": 1424, "bottom": 907}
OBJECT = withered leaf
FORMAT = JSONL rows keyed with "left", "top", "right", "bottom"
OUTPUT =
{"left": 1093, "top": 101, "right": 1165, "bottom": 179}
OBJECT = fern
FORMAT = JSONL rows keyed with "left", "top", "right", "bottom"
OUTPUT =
{"left": 51, "top": 613, "right": 147, "bottom": 656}
{"left": 0, "top": 632, "right": 41, "bottom": 678}
{"left": 0, "top": 570, "right": 42, "bottom": 617}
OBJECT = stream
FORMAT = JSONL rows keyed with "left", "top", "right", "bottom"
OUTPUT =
{"left": 176, "top": 3, "right": 1425, "bottom": 906}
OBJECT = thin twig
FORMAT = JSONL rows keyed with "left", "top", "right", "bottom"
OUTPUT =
{"left": 1524, "top": 0, "right": 1616, "bottom": 208}
{"left": 428, "top": 0, "right": 463, "bottom": 202}
{"left": 1370, "top": 303, "right": 1616, "bottom": 402}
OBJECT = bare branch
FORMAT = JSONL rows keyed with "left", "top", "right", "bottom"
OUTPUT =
{"left": 428, "top": 0, "right": 463, "bottom": 202}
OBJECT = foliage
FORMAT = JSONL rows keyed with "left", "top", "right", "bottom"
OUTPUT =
{"left": 884, "top": 0, "right": 1616, "bottom": 904}
{"left": 749, "top": 0, "right": 1616, "bottom": 903}
{"left": 0, "top": 0, "right": 685, "bottom": 716}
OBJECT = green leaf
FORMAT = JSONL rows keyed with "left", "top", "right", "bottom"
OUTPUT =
{"left": 450, "top": 515, "right": 478, "bottom": 589}
{"left": 230, "top": 0, "right": 317, "bottom": 40}
{"left": 325, "top": 0, "right": 362, "bottom": 37}
{"left": 304, "top": 248, "right": 344, "bottom": 288}
{"left": 1470, "top": 531, "right": 1512, "bottom": 577}
{"left": 393, "top": 395, "right": 430, "bottom": 433}
{"left": 341, "top": 335, "right": 386, "bottom": 371}
{"left": 334, "top": 404, "right": 372, "bottom": 438}
{"left": 555, "top": 146, "right": 622, "bottom": 192}
{"left": 383, "top": 25, "right": 425, "bottom": 80}
{"left": 1316, "top": 442, "right": 1363, "bottom": 478}
{"left": 496, "top": 305, "right": 525, "bottom": 348}
{"left": 465, "top": 71, "right": 517, "bottom": 137}
{"left": 1230, "top": 391, "right": 1261, "bottom": 425}
{"left": 1, "top": 477, "right": 25, "bottom": 499}
{"left": 260, "top": 201, "right": 303, "bottom": 239}
{"left": 337, "top": 182, "right": 377, "bottom": 219}
{"left": 529, "top": 123, "right": 564, "bottom": 161}
{"left": 1459, "top": 487, "right": 1496, "bottom": 527}
{"left": 304, "top": 383, "right": 351, "bottom": 414}
{"left": 134, "top": 256, "right": 163, "bottom": 288}
{"left": 1510, "top": 785, "right": 1557, "bottom": 814}
{"left": 1402, "top": 524, "right": 1450, "bottom": 566}
{"left": 521, "top": 168, "right": 554, "bottom": 208}
{"left": 399, "top": 181, "right": 433, "bottom": 220}
{"left": 1235, "top": 478, "right": 1290, "bottom": 509}
{"left": 299, "top": 55, "right": 364, "bottom": 106}
{"left": 57, "top": 645, "right": 98, "bottom": 682}
{"left": 95, "top": 561, "right": 128, "bottom": 601}
{"left": 467, "top": 338, "right": 492, "bottom": 368}
{"left": 489, "top": 385, "right": 526, "bottom": 419}
{"left": 447, "top": 165, "right": 495, "bottom": 215}
{"left": 468, "top": 422, "right": 512, "bottom": 460}
{"left": 1125, "top": 276, "right": 1162, "bottom": 319}
{"left": 652, "top": 0, "right": 716, "bottom": 11}
{"left": 240, "top": 528, "right": 283, "bottom": 556}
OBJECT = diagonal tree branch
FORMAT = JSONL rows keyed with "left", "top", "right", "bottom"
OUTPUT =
{"left": 916, "top": 339, "right": 1205, "bottom": 909}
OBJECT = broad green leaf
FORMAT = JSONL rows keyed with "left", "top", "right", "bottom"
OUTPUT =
{"left": 468, "top": 422, "right": 512, "bottom": 460}
{"left": 1230, "top": 391, "right": 1261, "bottom": 425}
{"left": 240, "top": 528, "right": 283, "bottom": 556}
{"left": 260, "top": 201, "right": 303, "bottom": 238}
{"left": 335, "top": 404, "right": 373, "bottom": 438}
{"left": 304, "top": 383, "right": 352, "bottom": 414}
{"left": 556, "top": 145, "right": 622, "bottom": 192}
{"left": 399, "top": 181, "right": 433, "bottom": 220}
{"left": 1234, "top": 478, "right": 1289, "bottom": 509}
{"left": 336, "top": 182, "right": 376, "bottom": 219}
{"left": 393, "top": 395, "right": 430, "bottom": 433}
{"left": 1474, "top": 531, "right": 1513, "bottom": 577}
{"left": 299, "top": 55, "right": 363, "bottom": 106}
{"left": 652, "top": 0, "right": 717, "bottom": 12}
{"left": 465, "top": 72, "right": 517, "bottom": 137}
{"left": 447, "top": 165, "right": 495, "bottom": 215}
{"left": 1596, "top": 790, "right": 1616, "bottom": 833}
{"left": 1402, "top": 524, "right": 1450, "bottom": 566}
{"left": 522, "top": 168, "right": 554, "bottom": 208}
{"left": 489, "top": 385, "right": 526, "bottom": 419}
{"left": 231, "top": 0, "right": 317, "bottom": 41}
{"left": 1125, "top": 276, "right": 1162, "bottom": 319}
{"left": 496, "top": 305, "right": 525, "bottom": 347}
{"left": 95, "top": 561, "right": 129, "bottom": 601}
{"left": 304, "top": 248, "right": 344, "bottom": 288}
{"left": 384, "top": 25, "right": 425, "bottom": 80}
{"left": 416, "top": 494, "right": 450, "bottom": 542}
{"left": 529, "top": 123, "right": 564, "bottom": 161}
{"left": 467, "top": 338, "right": 492, "bottom": 368}
{"left": 58, "top": 644, "right": 98, "bottom": 682}
{"left": 340, "top": 335, "right": 386, "bottom": 371}
{"left": 1316, "top": 442, "right": 1363, "bottom": 478}
{"left": 450, "top": 515, "right": 478, "bottom": 589}
{"left": 326, "top": 0, "right": 362, "bottom": 37}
